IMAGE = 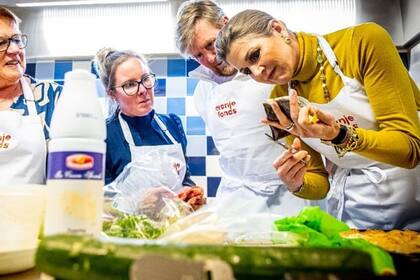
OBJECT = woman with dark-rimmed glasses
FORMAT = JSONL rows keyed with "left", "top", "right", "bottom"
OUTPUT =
{"left": 0, "top": 7, "right": 62, "bottom": 185}
{"left": 95, "top": 48, "right": 205, "bottom": 213}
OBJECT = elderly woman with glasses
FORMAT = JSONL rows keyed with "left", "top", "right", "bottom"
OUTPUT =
{"left": 0, "top": 7, "right": 62, "bottom": 185}
{"left": 95, "top": 48, "right": 205, "bottom": 212}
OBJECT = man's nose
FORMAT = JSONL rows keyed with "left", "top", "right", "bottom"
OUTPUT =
{"left": 205, "top": 52, "right": 216, "bottom": 65}
{"left": 250, "top": 64, "right": 264, "bottom": 78}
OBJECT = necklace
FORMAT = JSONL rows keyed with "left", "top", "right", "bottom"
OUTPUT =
{"left": 316, "top": 45, "right": 331, "bottom": 102}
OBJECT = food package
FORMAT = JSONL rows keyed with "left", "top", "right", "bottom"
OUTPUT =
{"left": 341, "top": 229, "right": 420, "bottom": 254}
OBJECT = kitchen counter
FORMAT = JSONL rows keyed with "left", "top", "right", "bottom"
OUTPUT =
{"left": 0, "top": 269, "right": 39, "bottom": 280}
{"left": 0, "top": 269, "right": 53, "bottom": 280}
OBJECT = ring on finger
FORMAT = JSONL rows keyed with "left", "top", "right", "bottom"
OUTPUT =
{"left": 285, "top": 121, "right": 295, "bottom": 132}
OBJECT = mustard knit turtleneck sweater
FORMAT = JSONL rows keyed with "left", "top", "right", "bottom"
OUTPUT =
{"left": 271, "top": 23, "right": 420, "bottom": 199}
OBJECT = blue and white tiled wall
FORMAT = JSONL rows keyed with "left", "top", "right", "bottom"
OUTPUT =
{"left": 25, "top": 57, "right": 222, "bottom": 196}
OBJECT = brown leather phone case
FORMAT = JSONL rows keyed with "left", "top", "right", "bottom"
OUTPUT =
{"left": 263, "top": 96, "right": 309, "bottom": 141}
{"left": 263, "top": 98, "right": 291, "bottom": 140}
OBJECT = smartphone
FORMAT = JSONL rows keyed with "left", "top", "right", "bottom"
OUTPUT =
{"left": 262, "top": 96, "right": 310, "bottom": 140}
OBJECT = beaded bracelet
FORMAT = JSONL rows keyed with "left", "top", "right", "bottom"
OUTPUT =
{"left": 321, "top": 124, "right": 359, "bottom": 157}
{"left": 334, "top": 125, "right": 359, "bottom": 157}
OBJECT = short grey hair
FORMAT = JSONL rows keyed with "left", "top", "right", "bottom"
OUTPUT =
{"left": 216, "top": 9, "right": 275, "bottom": 63}
{"left": 176, "top": 0, "right": 225, "bottom": 57}
{"left": 94, "top": 47, "right": 148, "bottom": 115}
{"left": 0, "top": 6, "right": 21, "bottom": 25}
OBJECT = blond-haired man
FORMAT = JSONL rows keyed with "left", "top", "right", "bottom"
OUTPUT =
{"left": 175, "top": 0, "right": 315, "bottom": 215}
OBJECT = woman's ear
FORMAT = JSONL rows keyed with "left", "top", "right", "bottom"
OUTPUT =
{"left": 270, "top": 19, "right": 288, "bottom": 36}
{"left": 270, "top": 19, "right": 291, "bottom": 44}
{"left": 108, "top": 90, "right": 116, "bottom": 100}
{"left": 270, "top": 20, "right": 282, "bottom": 32}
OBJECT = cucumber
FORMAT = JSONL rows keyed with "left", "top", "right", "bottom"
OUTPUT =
{"left": 36, "top": 235, "right": 373, "bottom": 280}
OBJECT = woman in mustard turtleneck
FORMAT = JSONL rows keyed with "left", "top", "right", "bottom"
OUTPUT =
{"left": 215, "top": 9, "right": 420, "bottom": 230}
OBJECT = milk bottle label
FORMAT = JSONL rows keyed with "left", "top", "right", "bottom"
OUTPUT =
{"left": 47, "top": 151, "right": 103, "bottom": 180}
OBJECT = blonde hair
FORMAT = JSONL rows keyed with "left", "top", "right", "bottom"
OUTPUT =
{"left": 0, "top": 6, "right": 21, "bottom": 25}
{"left": 94, "top": 47, "right": 148, "bottom": 115}
{"left": 216, "top": 9, "right": 276, "bottom": 63}
{"left": 94, "top": 47, "right": 148, "bottom": 91}
{"left": 175, "top": 0, "right": 225, "bottom": 57}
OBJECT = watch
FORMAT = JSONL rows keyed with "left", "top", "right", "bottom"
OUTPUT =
{"left": 321, "top": 124, "right": 359, "bottom": 157}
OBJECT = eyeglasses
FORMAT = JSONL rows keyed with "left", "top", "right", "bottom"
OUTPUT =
{"left": 0, "top": 34, "right": 28, "bottom": 52}
{"left": 113, "top": 73, "right": 156, "bottom": 96}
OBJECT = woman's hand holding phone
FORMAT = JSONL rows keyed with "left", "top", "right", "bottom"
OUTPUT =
{"left": 263, "top": 89, "right": 341, "bottom": 141}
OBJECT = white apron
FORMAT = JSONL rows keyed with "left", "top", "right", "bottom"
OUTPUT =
{"left": 302, "top": 36, "right": 420, "bottom": 230}
{"left": 118, "top": 113, "right": 187, "bottom": 192}
{"left": 0, "top": 78, "right": 46, "bottom": 185}
{"left": 200, "top": 75, "right": 307, "bottom": 215}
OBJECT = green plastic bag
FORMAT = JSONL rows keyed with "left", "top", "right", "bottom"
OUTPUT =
{"left": 274, "top": 206, "right": 395, "bottom": 276}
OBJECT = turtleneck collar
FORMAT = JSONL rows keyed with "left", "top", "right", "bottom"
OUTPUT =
{"left": 189, "top": 65, "right": 236, "bottom": 85}
{"left": 292, "top": 32, "right": 320, "bottom": 83}
{"left": 121, "top": 109, "right": 155, "bottom": 128}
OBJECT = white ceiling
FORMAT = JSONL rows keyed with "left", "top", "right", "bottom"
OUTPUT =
{"left": 1, "top": 0, "right": 63, "bottom": 6}
{"left": 0, "top": 0, "right": 169, "bottom": 7}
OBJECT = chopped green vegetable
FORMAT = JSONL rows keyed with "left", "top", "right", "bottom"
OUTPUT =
{"left": 103, "top": 214, "right": 164, "bottom": 239}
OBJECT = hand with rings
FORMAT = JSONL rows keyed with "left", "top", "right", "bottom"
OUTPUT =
{"left": 262, "top": 98, "right": 297, "bottom": 135}
{"left": 262, "top": 89, "right": 341, "bottom": 140}
{"left": 273, "top": 137, "right": 311, "bottom": 192}
{"left": 284, "top": 120, "right": 295, "bottom": 132}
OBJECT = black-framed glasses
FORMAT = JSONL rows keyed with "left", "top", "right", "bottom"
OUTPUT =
{"left": 0, "top": 34, "right": 28, "bottom": 52}
{"left": 113, "top": 73, "right": 156, "bottom": 96}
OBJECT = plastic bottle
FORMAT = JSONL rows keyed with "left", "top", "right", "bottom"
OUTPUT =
{"left": 44, "top": 69, "right": 106, "bottom": 236}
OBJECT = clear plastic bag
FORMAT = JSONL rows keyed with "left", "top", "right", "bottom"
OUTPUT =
{"left": 104, "top": 152, "right": 192, "bottom": 224}
{"left": 162, "top": 190, "right": 301, "bottom": 246}
{"left": 102, "top": 185, "right": 193, "bottom": 240}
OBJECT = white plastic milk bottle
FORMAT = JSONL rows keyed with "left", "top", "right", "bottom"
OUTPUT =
{"left": 44, "top": 69, "right": 106, "bottom": 236}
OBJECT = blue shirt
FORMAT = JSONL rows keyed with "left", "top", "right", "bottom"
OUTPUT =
{"left": 105, "top": 109, "right": 195, "bottom": 186}
{"left": 10, "top": 76, "right": 62, "bottom": 139}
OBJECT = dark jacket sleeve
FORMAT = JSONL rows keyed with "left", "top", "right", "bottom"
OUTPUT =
{"left": 104, "top": 114, "right": 131, "bottom": 185}
{"left": 168, "top": 113, "right": 196, "bottom": 186}
{"left": 105, "top": 117, "right": 117, "bottom": 185}
{"left": 105, "top": 151, "right": 114, "bottom": 185}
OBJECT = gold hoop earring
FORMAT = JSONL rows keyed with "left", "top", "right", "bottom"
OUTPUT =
{"left": 281, "top": 35, "right": 291, "bottom": 45}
